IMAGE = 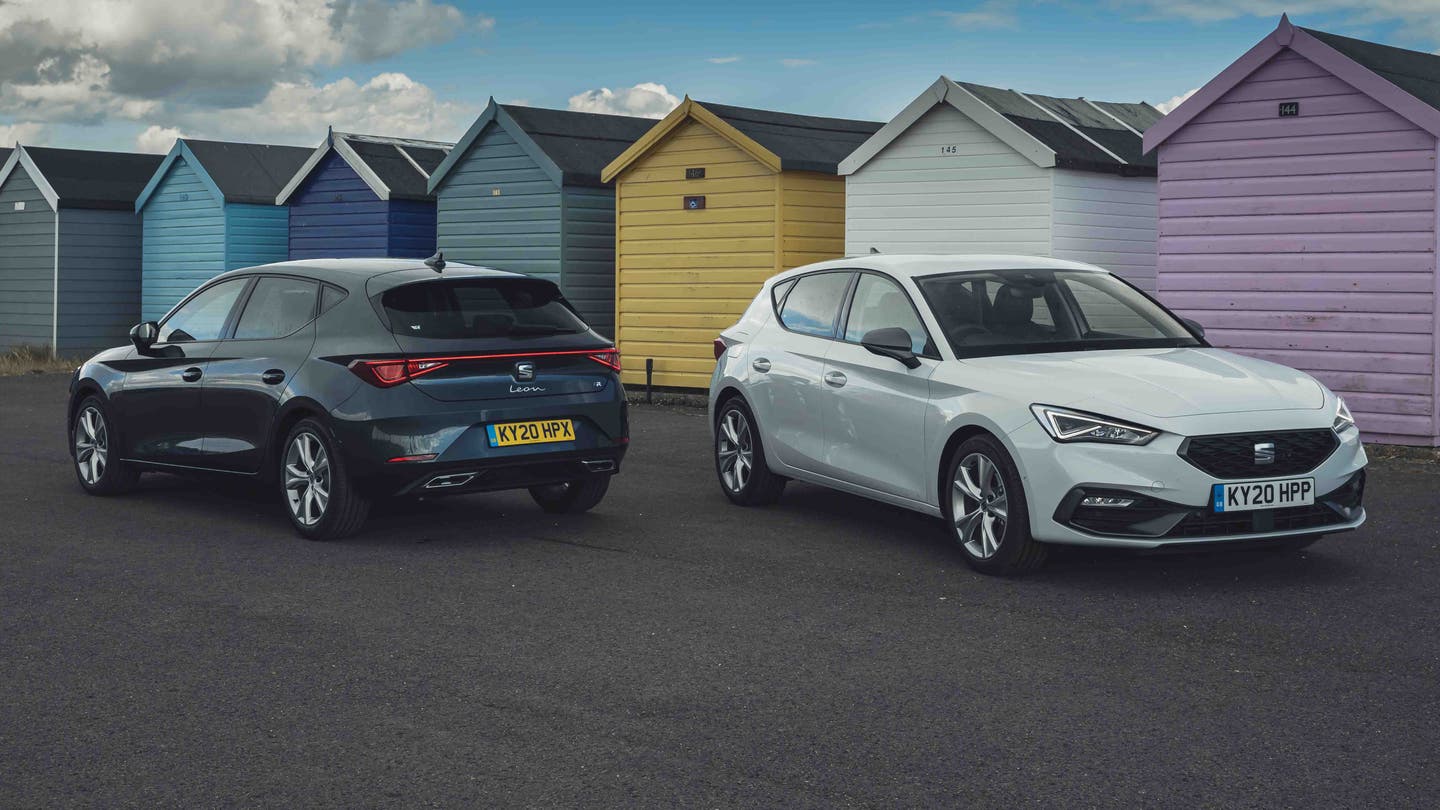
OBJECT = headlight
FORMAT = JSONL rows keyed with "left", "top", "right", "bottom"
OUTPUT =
{"left": 1030, "top": 405, "right": 1159, "bottom": 445}
{"left": 1333, "top": 397, "right": 1356, "bottom": 434}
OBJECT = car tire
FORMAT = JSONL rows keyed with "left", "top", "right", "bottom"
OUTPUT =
{"left": 714, "top": 397, "right": 785, "bottom": 506}
{"left": 529, "top": 475, "right": 611, "bottom": 514}
{"left": 72, "top": 395, "right": 139, "bottom": 495}
{"left": 943, "top": 435, "right": 1048, "bottom": 576}
{"left": 281, "top": 418, "right": 369, "bottom": 541}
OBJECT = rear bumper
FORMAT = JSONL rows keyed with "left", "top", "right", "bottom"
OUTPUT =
{"left": 327, "top": 378, "right": 628, "bottom": 498}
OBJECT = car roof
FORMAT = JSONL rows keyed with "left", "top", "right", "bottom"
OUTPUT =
{"left": 206, "top": 258, "right": 526, "bottom": 290}
{"left": 772, "top": 254, "right": 1110, "bottom": 283}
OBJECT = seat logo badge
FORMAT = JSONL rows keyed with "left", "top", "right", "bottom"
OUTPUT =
{"left": 1254, "top": 441, "right": 1276, "bottom": 466}
{"left": 514, "top": 361, "right": 535, "bottom": 382}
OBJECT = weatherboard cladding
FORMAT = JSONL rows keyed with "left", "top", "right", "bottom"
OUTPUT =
{"left": 0, "top": 165, "right": 55, "bottom": 351}
{"left": 56, "top": 208, "right": 144, "bottom": 353}
{"left": 1152, "top": 45, "right": 1439, "bottom": 446}
{"left": 285, "top": 141, "right": 441, "bottom": 260}
{"left": 140, "top": 157, "right": 226, "bottom": 321}
{"left": 433, "top": 104, "right": 654, "bottom": 335}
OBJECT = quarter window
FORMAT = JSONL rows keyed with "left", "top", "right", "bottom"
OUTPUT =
{"left": 234, "top": 277, "right": 319, "bottom": 340}
{"left": 778, "top": 272, "right": 851, "bottom": 338}
{"left": 843, "top": 273, "right": 931, "bottom": 354}
{"left": 158, "top": 278, "right": 249, "bottom": 343}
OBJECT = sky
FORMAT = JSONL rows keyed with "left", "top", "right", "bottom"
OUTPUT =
{"left": 2, "top": 0, "right": 1439, "bottom": 154}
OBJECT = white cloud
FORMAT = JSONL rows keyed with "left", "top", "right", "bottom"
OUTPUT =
{"left": 707, "top": 56, "right": 741, "bottom": 64}
{"left": 134, "top": 125, "right": 184, "bottom": 153}
{"left": 1156, "top": 88, "right": 1200, "bottom": 114}
{"left": 0, "top": 0, "right": 478, "bottom": 124}
{"left": 780, "top": 58, "right": 816, "bottom": 68}
{"left": 0, "top": 121, "right": 47, "bottom": 146}
{"left": 568, "top": 82, "right": 680, "bottom": 119}
{"left": 940, "top": 1, "right": 1019, "bottom": 29}
{"left": 136, "top": 72, "right": 470, "bottom": 147}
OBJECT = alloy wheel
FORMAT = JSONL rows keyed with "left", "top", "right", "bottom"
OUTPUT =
{"left": 952, "top": 452, "right": 1008, "bottom": 559}
{"left": 75, "top": 406, "right": 108, "bottom": 486}
{"left": 717, "top": 409, "right": 754, "bottom": 493}
{"left": 285, "top": 432, "right": 330, "bottom": 526}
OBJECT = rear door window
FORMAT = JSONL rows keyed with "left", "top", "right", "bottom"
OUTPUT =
{"left": 233, "top": 277, "right": 319, "bottom": 340}
{"left": 778, "top": 272, "right": 852, "bottom": 338}
{"left": 381, "top": 279, "right": 588, "bottom": 338}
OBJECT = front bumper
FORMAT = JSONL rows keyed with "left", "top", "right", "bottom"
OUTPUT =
{"left": 328, "top": 378, "right": 628, "bottom": 498}
{"left": 1009, "top": 418, "right": 1368, "bottom": 549}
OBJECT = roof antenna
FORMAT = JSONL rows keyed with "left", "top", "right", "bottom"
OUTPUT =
{"left": 425, "top": 252, "right": 446, "bottom": 273}
{"left": 869, "top": 247, "right": 881, "bottom": 254}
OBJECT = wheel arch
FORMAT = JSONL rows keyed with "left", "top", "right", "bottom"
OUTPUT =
{"left": 267, "top": 396, "right": 331, "bottom": 481}
{"left": 934, "top": 416, "right": 1026, "bottom": 511}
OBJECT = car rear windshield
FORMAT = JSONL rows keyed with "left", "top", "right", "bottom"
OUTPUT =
{"left": 915, "top": 269, "right": 1201, "bottom": 358}
{"left": 379, "top": 278, "right": 588, "bottom": 339}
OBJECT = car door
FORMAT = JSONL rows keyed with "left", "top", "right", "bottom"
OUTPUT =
{"left": 113, "top": 277, "right": 252, "bottom": 466}
{"left": 817, "top": 271, "right": 939, "bottom": 501}
{"left": 746, "top": 270, "right": 852, "bottom": 472}
{"left": 198, "top": 275, "right": 321, "bottom": 473}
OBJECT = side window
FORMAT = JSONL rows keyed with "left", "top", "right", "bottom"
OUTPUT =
{"left": 233, "top": 277, "right": 319, "bottom": 340}
{"left": 158, "top": 278, "right": 249, "bottom": 343}
{"left": 778, "top": 272, "right": 851, "bottom": 338}
{"left": 319, "top": 284, "right": 347, "bottom": 315}
{"left": 843, "top": 273, "right": 931, "bottom": 354}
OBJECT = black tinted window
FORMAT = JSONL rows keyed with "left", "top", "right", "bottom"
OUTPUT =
{"left": 320, "top": 284, "right": 347, "bottom": 315}
{"left": 382, "top": 279, "right": 588, "bottom": 338}
{"left": 779, "top": 272, "right": 851, "bottom": 338}
{"left": 234, "top": 277, "right": 318, "bottom": 340}
{"left": 158, "top": 278, "right": 248, "bottom": 343}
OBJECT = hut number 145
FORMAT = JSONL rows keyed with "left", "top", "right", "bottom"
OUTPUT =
{"left": 940, "top": 145, "right": 960, "bottom": 155}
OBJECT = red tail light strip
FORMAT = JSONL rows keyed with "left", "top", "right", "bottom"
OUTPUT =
{"left": 348, "top": 349, "right": 621, "bottom": 388}
{"left": 387, "top": 454, "right": 438, "bottom": 463}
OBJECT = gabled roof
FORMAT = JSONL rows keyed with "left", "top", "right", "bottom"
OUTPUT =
{"left": 839, "top": 76, "right": 1160, "bottom": 177}
{"left": 428, "top": 100, "right": 655, "bottom": 192}
{"left": 276, "top": 130, "right": 454, "bottom": 204}
{"left": 0, "top": 145, "right": 162, "bottom": 211}
{"left": 1144, "top": 15, "right": 1440, "bottom": 152}
{"left": 136, "top": 138, "right": 312, "bottom": 210}
{"left": 602, "top": 98, "right": 883, "bottom": 183}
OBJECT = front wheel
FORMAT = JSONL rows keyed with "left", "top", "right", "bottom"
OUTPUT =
{"left": 944, "top": 435, "right": 1048, "bottom": 576}
{"left": 72, "top": 396, "right": 139, "bottom": 495}
{"left": 281, "top": 418, "right": 369, "bottom": 541}
{"left": 529, "top": 476, "right": 611, "bottom": 514}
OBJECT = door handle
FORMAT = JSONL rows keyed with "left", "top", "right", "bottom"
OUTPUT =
{"left": 824, "top": 371, "right": 847, "bottom": 388}
{"left": 752, "top": 358, "right": 772, "bottom": 373}
{"left": 181, "top": 367, "right": 203, "bottom": 382}
{"left": 261, "top": 369, "right": 286, "bottom": 385}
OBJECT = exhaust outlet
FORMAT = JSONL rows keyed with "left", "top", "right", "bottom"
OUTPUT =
{"left": 581, "top": 459, "right": 616, "bottom": 473}
{"left": 425, "top": 472, "right": 476, "bottom": 489}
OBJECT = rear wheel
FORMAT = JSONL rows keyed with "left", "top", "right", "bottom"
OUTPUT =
{"left": 944, "top": 435, "right": 1048, "bottom": 576}
{"left": 529, "top": 476, "right": 611, "bottom": 514}
{"left": 714, "top": 398, "right": 785, "bottom": 506}
{"left": 281, "top": 418, "right": 369, "bottom": 540}
{"left": 72, "top": 396, "right": 139, "bottom": 495}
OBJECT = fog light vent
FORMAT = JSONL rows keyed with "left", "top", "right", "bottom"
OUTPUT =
{"left": 1081, "top": 496, "right": 1136, "bottom": 508}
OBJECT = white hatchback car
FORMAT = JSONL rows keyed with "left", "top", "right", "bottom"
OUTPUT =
{"left": 709, "top": 255, "right": 1367, "bottom": 575}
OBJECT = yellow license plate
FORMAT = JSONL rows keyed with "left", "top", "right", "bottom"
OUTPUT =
{"left": 486, "top": 419, "right": 575, "bottom": 447}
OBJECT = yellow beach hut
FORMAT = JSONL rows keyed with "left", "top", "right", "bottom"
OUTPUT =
{"left": 601, "top": 99, "right": 881, "bottom": 389}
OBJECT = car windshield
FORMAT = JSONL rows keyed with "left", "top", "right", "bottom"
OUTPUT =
{"left": 914, "top": 269, "right": 1201, "bottom": 358}
{"left": 380, "top": 278, "right": 588, "bottom": 339}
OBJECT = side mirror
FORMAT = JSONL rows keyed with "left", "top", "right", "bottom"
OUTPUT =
{"left": 1181, "top": 317, "right": 1206, "bottom": 338}
{"left": 861, "top": 327, "right": 921, "bottom": 370}
{"left": 130, "top": 321, "right": 158, "bottom": 351}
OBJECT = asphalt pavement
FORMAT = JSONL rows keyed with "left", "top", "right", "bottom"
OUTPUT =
{"left": 1, "top": 372, "right": 1437, "bottom": 808}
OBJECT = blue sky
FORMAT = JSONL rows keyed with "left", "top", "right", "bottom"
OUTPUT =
{"left": 1, "top": 1, "right": 1436, "bottom": 154}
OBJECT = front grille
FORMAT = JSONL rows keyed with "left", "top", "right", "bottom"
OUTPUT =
{"left": 1179, "top": 429, "right": 1338, "bottom": 479}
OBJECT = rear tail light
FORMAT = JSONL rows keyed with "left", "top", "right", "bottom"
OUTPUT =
{"left": 350, "top": 358, "right": 449, "bottom": 387}
{"left": 588, "top": 350, "right": 621, "bottom": 372}
{"left": 713, "top": 337, "right": 727, "bottom": 359}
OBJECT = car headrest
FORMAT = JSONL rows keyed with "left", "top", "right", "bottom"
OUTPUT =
{"left": 991, "top": 284, "right": 1034, "bottom": 326}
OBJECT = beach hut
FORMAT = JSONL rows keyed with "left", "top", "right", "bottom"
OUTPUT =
{"left": 426, "top": 101, "right": 654, "bottom": 336}
{"left": 135, "top": 139, "right": 311, "bottom": 321}
{"left": 276, "top": 130, "right": 453, "bottom": 260}
{"left": 0, "top": 145, "right": 162, "bottom": 354}
{"left": 600, "top": 99, "right": 882, "bottom": 388}
{"left": 1144, "top": 15, "right": 1440, "bottom": 446}
{"left": 839, "top": 76, "right": 1162, "bottom": 290}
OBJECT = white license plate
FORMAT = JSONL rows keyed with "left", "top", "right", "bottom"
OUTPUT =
{"left": 1212, "top": 478, "right": 1315, "bottom": 513}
